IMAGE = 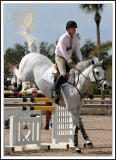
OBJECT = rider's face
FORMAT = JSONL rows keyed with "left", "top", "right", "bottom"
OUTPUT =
{"left": 68, "top": 27, "right": 76, "bottom": 36}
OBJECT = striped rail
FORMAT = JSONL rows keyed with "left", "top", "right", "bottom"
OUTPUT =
{"left": 4, "top": 90, "right": 43, "bottom": 95}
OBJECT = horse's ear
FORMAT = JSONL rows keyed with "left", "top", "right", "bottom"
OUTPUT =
{"left": 92, "top": 59, "right": 94, "bottom": 65}
{"left": 100, "top": 60, "right": 103, "bottom": 64}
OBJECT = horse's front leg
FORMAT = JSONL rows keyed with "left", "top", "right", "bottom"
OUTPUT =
{"left": 78, "top": 117, "right": 93, "bottom": 148}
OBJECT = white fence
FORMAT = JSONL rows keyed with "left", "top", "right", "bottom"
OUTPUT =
{"left": 10, "top": 116, "right": 41, "bottom": 146}
{"left": 5, "top": 105, "right": 74, "bottom": 151}
{"left": 52, "top": 105, "right": 74, "bottom": 147}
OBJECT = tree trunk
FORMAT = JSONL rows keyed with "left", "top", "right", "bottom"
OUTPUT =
{"left": 94, "top": 11, "right": 101, "bottom": 61}
{"left": 101, "top": 88, "right": 105, "bottom": 104}
{"left": 96, "top": 23, "right": 101, "bottom": 61}
{"left": 94, "top": 11, "right": 104, "bottom": 99}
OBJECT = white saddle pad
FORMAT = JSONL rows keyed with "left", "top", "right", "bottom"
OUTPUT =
{"left": 42, "top": 65, "right": 57, "bottom": 84}
{"left": 42, "top": 65, "right": 76, "bottom": 85}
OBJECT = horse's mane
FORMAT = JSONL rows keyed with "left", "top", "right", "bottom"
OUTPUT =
{"left": 76, "top": 59, "right": 92, "bottom": 72}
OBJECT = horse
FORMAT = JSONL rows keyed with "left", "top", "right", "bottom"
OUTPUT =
{"left": 13, "top": 52, "right": 109, "bottom": 153}
{"left": 11, "top": 8, "right": 109, "bottom": 152}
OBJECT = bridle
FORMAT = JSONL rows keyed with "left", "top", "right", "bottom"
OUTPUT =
{"left": 67, "top": 64, "right": 106, "bottom": 99}
{"left": 92, "top": 65, "right": 106, "bottom": 84}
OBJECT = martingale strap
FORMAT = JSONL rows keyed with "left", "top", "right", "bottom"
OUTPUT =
{"left": 66, "top": 69, "right": 86, "bottom": 99}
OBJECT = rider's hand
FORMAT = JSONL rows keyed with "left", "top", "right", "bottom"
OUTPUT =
{"left": 69, "top": 61, "right": 76, "bottom": 68}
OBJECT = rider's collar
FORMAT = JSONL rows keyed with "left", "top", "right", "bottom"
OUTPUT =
{"left": 66, "top": 32, "right": 74, "bottom": 38}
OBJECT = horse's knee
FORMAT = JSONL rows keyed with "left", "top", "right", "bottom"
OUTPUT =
{"left": 13, "top": 82, "right": 17, "bottom": 88}
{"left": 74, "top": 124, "right": 80, "bottom": 134}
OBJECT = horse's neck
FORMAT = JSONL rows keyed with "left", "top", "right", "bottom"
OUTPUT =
{"left": 77, "top": 65, "right": 92, "bottom": 92}
{"left": 82, "top": 65, "right": 92, "bottom": 78}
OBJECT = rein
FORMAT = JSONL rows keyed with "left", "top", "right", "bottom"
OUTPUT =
{"left": 66, "top": 65, "right": 106, "bottom": 100}
{"left": 67, "top": 67, "right": 89, "bottom": 99}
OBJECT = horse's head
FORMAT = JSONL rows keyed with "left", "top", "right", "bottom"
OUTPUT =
{"left": 89, "top": 57, "right": 110, "bottom": 90}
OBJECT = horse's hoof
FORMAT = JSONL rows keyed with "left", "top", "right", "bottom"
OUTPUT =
{"left": 76, "top": 148, "right": 81, "bottom": 153}
{"left": 84, "top": 142, "right": 93, "bottom": 148}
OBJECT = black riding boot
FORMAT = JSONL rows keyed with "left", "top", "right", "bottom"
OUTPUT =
{"left": 52, "top": 75, "right": 65, "bottom": 98}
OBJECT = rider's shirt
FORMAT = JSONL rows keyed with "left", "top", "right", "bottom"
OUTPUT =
{"left": 55, "top": 32, "right": 83, "bottom": 63}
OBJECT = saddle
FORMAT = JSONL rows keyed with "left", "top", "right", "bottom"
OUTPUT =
{"left": 52, "top": 63, "right": 73, "bottom": 105}
{"left": 53, "top": 63, "right": 70, "bottom": 83}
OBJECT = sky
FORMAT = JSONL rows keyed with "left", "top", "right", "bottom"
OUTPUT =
{"left": 2, "top": 1, "right": 114, "bottom": 55}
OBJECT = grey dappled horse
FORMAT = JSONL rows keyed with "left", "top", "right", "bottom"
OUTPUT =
{"left": 12, "top": 8, "right": 109, "bottom": 153}
{"left": 13, "top": 53, "right": 109, "bottom": 152}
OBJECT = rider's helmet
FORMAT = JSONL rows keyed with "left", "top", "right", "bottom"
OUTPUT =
{"left": 66, "top": 21, "right": 78, "bottom": 30}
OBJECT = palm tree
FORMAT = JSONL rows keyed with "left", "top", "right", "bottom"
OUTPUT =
{"left": 79, "top": 4, "right": 104, "bottom": 60}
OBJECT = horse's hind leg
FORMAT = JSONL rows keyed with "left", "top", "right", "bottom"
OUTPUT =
{"left": 13, "top": 72, "right": 17, "bottom": 88}
{"left": 16, "top": 80, "right": 22, "bottom": 91}
{"left": 12, "top": 66, "right": 18, "bottom": 88}
{"left": 79, "top": 117, "right": 93, "bottom": 148}
{"left": 13, "top": 67, "right": 22, "bottom": 91}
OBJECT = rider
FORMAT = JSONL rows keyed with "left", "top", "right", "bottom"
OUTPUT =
{"left": 52, "top": 20, "right": 83, "bottom": 98}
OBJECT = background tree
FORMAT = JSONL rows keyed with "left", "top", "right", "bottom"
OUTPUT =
{"left": 89, "top": 40, "right": 112, "bottom": 58}
{"left": 79, "top": 4, "right": 112, "bottom": 99}
{"left": 4, "top": 43, "right": 26, "bottom": 64}
{"left": 39, "top": 41, "right": 55, "bottom": 62}
{"left": 80, "top": 4, "right": 104, "bottom": 60}
{"left": 81, "top": 39, "right": 96, "bottom": 60}
{"left": 4, "top": 43, "right": 29, "bottom": 86}
{"left": 80, "top": 39, "right": 112, "bottom": 97}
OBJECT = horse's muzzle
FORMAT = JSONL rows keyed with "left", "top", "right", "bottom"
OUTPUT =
{"left": 102, "top": 81, "right": 110, "bottom": 90}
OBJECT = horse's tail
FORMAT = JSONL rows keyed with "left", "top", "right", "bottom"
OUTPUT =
{"left": 12, "top": 7, "right": 36, "bottom": 52}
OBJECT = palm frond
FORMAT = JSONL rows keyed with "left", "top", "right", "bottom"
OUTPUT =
{"left": 79, "top": 4, "right": 104, "bottom": 13}
{"left": 88, "top": 41, "right": 112, "bottom": 57}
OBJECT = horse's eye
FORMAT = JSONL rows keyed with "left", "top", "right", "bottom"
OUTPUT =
{"left": 96, "top": 71, "right": 99, "bottom": 75}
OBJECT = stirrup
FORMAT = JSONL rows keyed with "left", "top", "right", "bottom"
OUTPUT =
{"left": 52, "top": 90, "right": 60, "bottom": 98}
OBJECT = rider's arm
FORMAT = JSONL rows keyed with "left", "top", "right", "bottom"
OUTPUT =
{"left": 74, "top": 37, "right": 83, "bottom": 61}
